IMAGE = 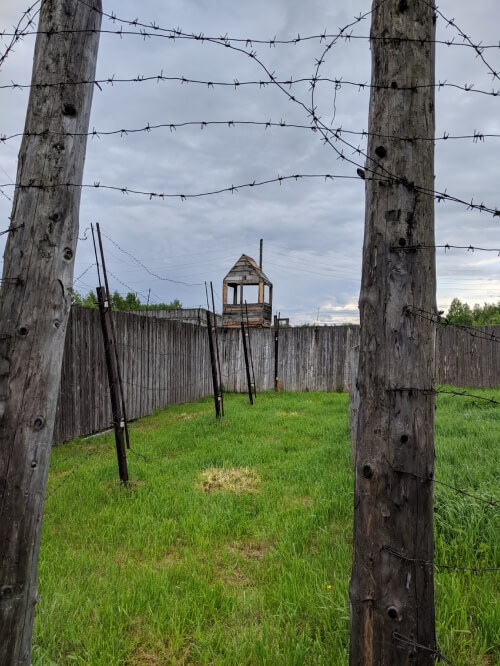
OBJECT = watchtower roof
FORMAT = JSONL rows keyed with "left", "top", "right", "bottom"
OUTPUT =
{"left": 223, "top": 254, "right": 272, "bottom": 286}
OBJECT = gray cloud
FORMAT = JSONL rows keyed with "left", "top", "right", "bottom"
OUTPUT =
{"left": 1, "top": 0, "right": 499, "bottom": 324}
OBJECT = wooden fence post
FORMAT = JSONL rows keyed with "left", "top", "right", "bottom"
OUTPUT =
{"left": 349, "top": 1, "right": 437, "bottom": 664}
{"left": 274, "top": 314, "right": 279, "bottom": 391}
{"left": 206, "top": 310, "right": 221, "bottom": 418}
{"left": 0, "top": 1, "right": 102, "bottom": 662}
{"left": 348, "top": 345, "right": 359, "bottom": 467}
{"left": 240, "top": 321, "right": 254, "bottom": 405}
{"left": 96, "top": 287, "right": 129, "bottom": 484}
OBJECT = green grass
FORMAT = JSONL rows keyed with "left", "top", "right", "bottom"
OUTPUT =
{"left": 33, "top": 390, "right": 499, "bottom": 665}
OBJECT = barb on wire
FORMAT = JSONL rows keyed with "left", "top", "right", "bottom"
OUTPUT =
{"left": 383, "top": 545, "right": 500, "bottom": 573}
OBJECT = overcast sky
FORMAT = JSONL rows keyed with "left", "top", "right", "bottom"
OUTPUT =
{"left": 0, "top": 0, "right": 499, "bottom": 324}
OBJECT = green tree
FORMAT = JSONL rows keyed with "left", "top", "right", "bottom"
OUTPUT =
{"left": 472, "top": 301, "right": 500, "bottom": 325}
{"left": 71, "top": 289, "right": 97, "bottom": 307}
{"left": 446, "top": 298, "right": 473, "bottom": 325}
{"left": 72, "top": 290, "right": 182, "bottom": 311}
{"left": 446, "top": 298, "right": 500, "bottom": 326}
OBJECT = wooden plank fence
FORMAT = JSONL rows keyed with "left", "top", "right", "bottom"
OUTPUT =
{"left": 53, "top": 307, "right": 500, "bottom": 443}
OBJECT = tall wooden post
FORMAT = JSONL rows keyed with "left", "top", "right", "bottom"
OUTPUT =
{"left": 206, "top": 310, "right": 221, "bottom": 419}
{"left": 273, "top": 314, "right": 279, "bottom": 391}
{"left": 240, "top": 321, "right": 254, "bottom": 405}
{"left": 0, "top": 1, "right": 102, "bottom": 663}
{"left": 349, "top": 1, "right": 436, "bottom": 664}
{"left": 96, "top": 287, "right": 129, "bottom": 484}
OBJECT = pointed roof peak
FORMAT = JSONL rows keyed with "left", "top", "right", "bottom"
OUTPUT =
{"left": 224, "top": 253, "right": 272, "bottom": 285}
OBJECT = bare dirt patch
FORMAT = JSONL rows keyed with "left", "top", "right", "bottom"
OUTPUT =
{"left": 228, "top": 540, "right": 270, "bottom": 561}
{"left": 178, "top": 412, "right": 199, "bottom": 420}
{"left": 199, "top": 467, "right": 260, "bottom": 494}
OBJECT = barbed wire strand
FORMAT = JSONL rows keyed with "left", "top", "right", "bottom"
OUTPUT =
{"left": 383, "top": 545, "right": 500, "bottom": 573}
{"left": 0, "top": 1, "right": 41, "bottom": 71}
{"left": 3, "top": 120, "right": 498, "bottom": 146}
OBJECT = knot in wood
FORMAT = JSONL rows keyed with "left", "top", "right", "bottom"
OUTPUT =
{"left": 362, "top": 464, "right": 373, "bottom": 479}
{"left": 63, "top": 103, "right": 77, "bottom": 116}
{"left": 33, "top": 416, "right": 45, "bottom": 431}
{"left": 387, "top": 606, "right": 400, "bottom": 620}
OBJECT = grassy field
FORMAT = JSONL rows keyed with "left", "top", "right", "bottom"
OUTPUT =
{"left": 34, "top": 390, "right": 499, "bottom": 665}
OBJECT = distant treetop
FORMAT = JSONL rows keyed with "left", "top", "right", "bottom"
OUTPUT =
{"left": 446, "top": 298, "right": 500, "bottom": 326}
{"left": 72, "top": 289, "right": 182, "bottom": 311}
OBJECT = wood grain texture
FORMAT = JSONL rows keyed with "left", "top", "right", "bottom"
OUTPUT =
{"left": 349, "top": 1, "right": 437, "bottom": 663}
{"left": 0, "top": 1, "right": 102, "bottom": 662}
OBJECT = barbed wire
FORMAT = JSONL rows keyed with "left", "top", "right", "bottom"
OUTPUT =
{"left": 2, "top": 6, "right": 499, "bottom": 221}
{"left": 3, "top": 24, "right": 500, "bottom": 53}
{"left": 388, "top": 386, "right": 500, "bottom": 405}
{"left": 392, "top": 466, "right": 499, "bottom": 508}
{"left": 392, "top": 243, "right": 500, "bottom": 254}
{"left": 0, "top": 2, "right": 41, "bottom": 72}
{"left": 404, "top": 306, "right": 500, "bottom": 344}
{"left": 3, "top": 120, "right": 499, "bottom": 146}
{"left": 420, "top": 0, "right": 500, "bottom": 82}
{"left": 392, "top": 633, "right": 455, "bottom": 666}
{"left": 1, "top": 173, "right": 498, "bottom": 217}
{"left": 0, "top": 223, "right": 23, "bottom": 236}
{"left": 383, "top": 545, "right": 500, "bottom": 573}
{"left": 3, "top": 71, "right": 499, "bottom": 98}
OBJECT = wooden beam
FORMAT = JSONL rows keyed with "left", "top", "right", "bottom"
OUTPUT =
{"left": 0, "top": 1, "right": 102, "bottom": 662}
{"left": 349, "top": 1, "right": 436, "bottom": 663}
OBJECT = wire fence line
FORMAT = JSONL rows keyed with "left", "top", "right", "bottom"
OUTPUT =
{"left": 0, "top": 174, "right": 498, "bottom": 217}
{"left": 3, "top": 121, "right": 500, "bottom": 145}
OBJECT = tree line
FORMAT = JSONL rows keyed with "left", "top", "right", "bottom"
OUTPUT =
{"left": 446, "top": 298, "right": 500, "bottom": 326}
{"left": 72, "top": 290, "right": 182, "bottom": 311}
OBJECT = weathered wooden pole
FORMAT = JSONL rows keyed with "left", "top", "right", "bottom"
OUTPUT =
{"left": 273, "top": 314, "right": 279, "bottom": 391}
{"left": 96, "top": 287, "right": 129, "bottom": 484}
{"left": 240, "top": 320, "right": 254, "bottom": 405}
{"left": 349, "top": 1, "right": 436, "bottom": 664}
{"left": 206, "top": 310, "right": 221, "bottom": 419}
{"left": 0, "top": 1, "right": 102, "bottom": 663}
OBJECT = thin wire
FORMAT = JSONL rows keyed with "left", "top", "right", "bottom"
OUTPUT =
{"left": 383, "top": 546, "right": 500, "bottom": 573}
{"left": 2, "top": 121, "right": 499, "bottom": 145}
{"left": 99, "top": 229, "right": 204, "bottom": 287}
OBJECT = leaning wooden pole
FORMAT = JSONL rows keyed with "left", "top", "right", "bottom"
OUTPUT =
{"left": 349, "top": 1, "right": 436, "bottom": 664}
{"left": 0, "top": 1, "right": 102, "bottom": 663}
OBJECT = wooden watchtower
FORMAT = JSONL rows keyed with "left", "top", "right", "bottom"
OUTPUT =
{"left": 222, "top": 254, "right": 273, "bottom": 328}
